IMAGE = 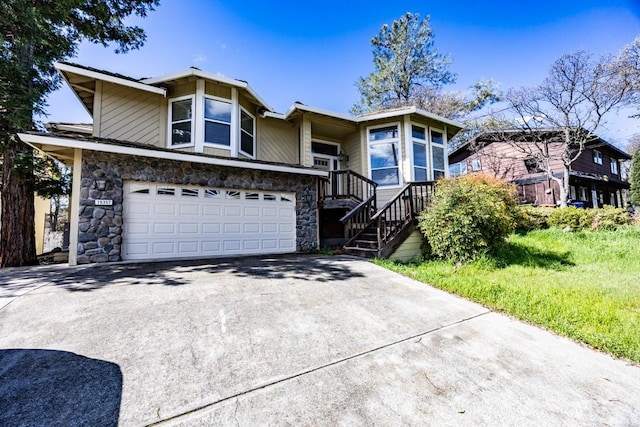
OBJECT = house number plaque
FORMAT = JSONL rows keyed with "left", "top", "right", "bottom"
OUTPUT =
{"left": 95, "top": 199, "right": 113, "bottom": 206}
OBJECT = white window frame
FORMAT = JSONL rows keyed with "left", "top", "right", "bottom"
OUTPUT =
{"left": 203, "top": 95, "right": 233, "bottom": 150}
{"left": 471, "top": 158, "right": 482, "bottom": 172}
{"left": 239, "top": 107, "right": 256, "bottom": 159}
{"left": 167, "top": 95, "right": 195, "bottom": 148}
{"left": 430, "top": 128, "right": 446, "bottom": 180}
{"left": 367, "top": 122, "right": 402, "bottom": 188}
{"left": 449, "top": 161, "right": 468, "bottom": 177}
{"left": 593, "top": 150, "right": 603, "bottom": 165}
{"left": 411, "top": 124, "right": 429, "bottom": 181}
{"left": 610, "top": 158, "right": 618, "bottom": 175}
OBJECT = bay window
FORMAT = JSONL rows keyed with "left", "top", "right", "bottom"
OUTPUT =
{"left": 204, "top": 97, "right": 232, "bottom": 146}
{"left": 431, "top": 130, "right": 445, "bottom": 180}
{"left": 169, "top": 97, "right": 194, "bottom": 146}
{"left": 369, "top": 124, "right": 400, "bottom": 187}
{"left": 239, "top": 108, "right": 255, "bottom": 158}
{"left": 412, "top": 125, "right": 428, "bottom": 181}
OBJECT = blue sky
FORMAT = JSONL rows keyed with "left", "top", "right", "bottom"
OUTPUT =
{"left": 47, "top": 0, "right": 640, "bottom": 147}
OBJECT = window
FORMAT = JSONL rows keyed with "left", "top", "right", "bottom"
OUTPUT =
{"left": 524, "top": 157, "right": 543, "bottom": 173}
{"left": 412, "top": 125, "right": 428, "bottom": 181}
{"left": 431, "top": 130, "right": 445, "bottom": 180}
{"left": 157, "top": 187, "right": 176, "bottom": 196}
{"left": 368, "top": 125, "right": 400, "bottom": 187}
{"left": 579, "top": 187, "right": 588, "bottom": 201}
{"left": 570, "top": 186, "right": 577, "bottom": 200}
{"left": 240, "top": 108, "right": 255, "bottom": 158}
{"left": 181, "top": 188, "right": 199, "bottom": 197}
{"left": 449, "top": 161, "right": 467, "bottom": 177}
{"left": 593, "top": 150, "right": 603, "bottom": 165}
{"left": 169, "top": 97, "right": 194, "bottom": 146}
{"left": 204, "top": 97, "right": 232, "bottom": 146}
{"left": 471, "top": 158, "right": 482, "bottom": 172}
{"left": 610, "top": 158, "right": 619, "bottom": 175}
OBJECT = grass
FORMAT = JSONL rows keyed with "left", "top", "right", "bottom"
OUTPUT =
{"left": 376, "top": 227, "right": 640, "bottom": 363}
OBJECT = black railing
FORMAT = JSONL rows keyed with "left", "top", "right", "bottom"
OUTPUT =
{"left": 339, "top": 195, "right": 377, "bottom": 240}
{"left": 319, "top": 170, "right": 377, "bottom": 203}
{"left": 345, "top": 181, "right": 434, "bottom": 251}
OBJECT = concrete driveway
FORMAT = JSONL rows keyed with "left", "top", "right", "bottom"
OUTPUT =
{"left": 0, "top": 255, "right": 638, "bottom": 426}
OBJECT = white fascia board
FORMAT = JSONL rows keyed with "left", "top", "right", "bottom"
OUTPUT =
{"left": 19, "top": 133, "right": 328, "bottom": 178}
{"left": 285, "top": 103, "right": 356, "bottom": 122}
{"left": 141, "top": 68, "right": 273, "bottom": 111}
{"left": 355, "top": 107, "right": 464, "bottom": 130}
{"left": 54, "top": 63, "right": 166, "bottom": 96}
{"left": 262, "top": 111, "right": 287, "bottom": 120}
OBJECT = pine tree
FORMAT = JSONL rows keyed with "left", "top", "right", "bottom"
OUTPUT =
{"left": 0, "top": 0, "right": 159, "bottom": 267}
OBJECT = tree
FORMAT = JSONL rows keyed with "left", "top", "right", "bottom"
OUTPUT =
{"left": 631, "top": 151, "right": 640, "bottom": 206}
{"left": 0, "top": 0, "right": 158, "bottom": 267}
{"left": 496, "top": 49, "right": 634, "bottom": 207}
{"left": 351, "top": 12, "right": 456, "bottom": 114}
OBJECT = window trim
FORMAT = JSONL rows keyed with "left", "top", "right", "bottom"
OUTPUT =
{"left": 202, "top": 95, "right": 233, "bottom": 150}
{"left": 471, "top": 157, "right": 482, "bottom": 172}
{"left": 430, "top": 128, "right": 446, "bottom": 180}
{"left": 411, "top": 123, "right": 429, "bottom": 182}
{"left": 610, "top": 158, "right": 619, "bottom": 175}
{"left": 593, "top": 150, "right": 603, "bottom": 165}
{"left": 367, "top": 122, "right": 402, "bottom": 189}
{"left": 167, "top": 95, "right": 195, "bottom": 148}
{"left": 239, "top": 106, "right": 256, "bottom": 159}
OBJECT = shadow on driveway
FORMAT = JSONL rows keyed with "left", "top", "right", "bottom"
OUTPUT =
{"left": 26, "top": 255, "right": 365, "bottom": 293}
{"left": 0, "top": 349, "right": 122, "bottom": 426}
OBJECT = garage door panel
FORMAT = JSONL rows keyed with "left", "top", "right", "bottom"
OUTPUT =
{"left": 202, "top": 223, "right": 221, "bottom": 234}
{"left": 203, "top": 206, "right": 221, "bottom": 216}
{"left": 178, "top": 241, "right": 199, "bottom": 253}
{"left": 123, "top": 182, "right": 296, "bottom": 260}
{"left": 180, "top": 204, "right": 200, "bottom": 215}
{"left": 179, "top": 223, "right": 199, "bottom": 234}
{"left": 152, "top": 241, "right": 176, "bottom": 254}
{"left": 262, "top": 223, "right": 278, "bottom": 233}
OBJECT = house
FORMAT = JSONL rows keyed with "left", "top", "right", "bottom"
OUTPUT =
{"left": 448, "top": 130, "right": 631, "bottom": 207}
{"left": 18, "top": 62, "right": 462, "bottom": 265}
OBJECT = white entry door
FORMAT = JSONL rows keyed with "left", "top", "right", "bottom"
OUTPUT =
{"left": 122, "top": 182, "right": 296, "bottom": 260}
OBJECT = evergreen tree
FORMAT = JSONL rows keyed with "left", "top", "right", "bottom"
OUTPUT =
{"left": 630, "top": 151, "right": 640, "bottom": 206}
{"left": 0, "top": 0, "right": 158, "bottom": 267}
{"left": 352, "top": 12, "right": 456, "bottom": 114}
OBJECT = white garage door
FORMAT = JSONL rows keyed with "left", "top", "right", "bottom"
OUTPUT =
{"left": 122, "top": 182, "right": 296, "bottom": 260}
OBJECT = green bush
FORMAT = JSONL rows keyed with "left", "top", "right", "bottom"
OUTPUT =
{"left": 592, "top": 205, "right": 632, "bottom": 231}
{"left": 419, "top": 174, "right": 519, "bottom": 263}
{"left": 548, "top": 207, "right": 593, "bottom": 231}
{"left": 514, "top": 206, "right": 555, "bottom": 231}
{"left": 548, "top": 206, "right": 631, "bottom": 231}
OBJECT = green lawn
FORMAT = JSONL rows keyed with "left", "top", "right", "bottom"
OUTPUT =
{"left": 376, "top": 227, "right": 640, "bottom": 363}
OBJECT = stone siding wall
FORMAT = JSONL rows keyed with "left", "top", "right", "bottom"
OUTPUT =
{"left": 78, "top": 151, "right": 318, "bottom": 264}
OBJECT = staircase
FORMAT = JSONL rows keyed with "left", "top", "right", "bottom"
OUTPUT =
{"left": 319, "top": 171, "right": 434, "bottom": 259}
{"left": 342, "top": 181, "right": 434, "bottom": 258}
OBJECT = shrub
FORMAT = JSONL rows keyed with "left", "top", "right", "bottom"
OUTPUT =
{"left": 514, "top": 206, "right": 555, "bottom": 231}
{"left": 548, "top": 207, "right": 593, "bottom": 231}
{"left": 548, "top": 206, "right": 631, "bottom": 231}
{"left": 592, "top": 205, "right": 632, "bottom": 231}
{"left": 419, "top": 174, "right": 519, "bottom": 263}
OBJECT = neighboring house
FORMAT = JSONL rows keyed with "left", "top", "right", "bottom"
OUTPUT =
{"left": 448, "top": 131, "right": 631, "bottom": 207}
{"left": 19, "top": 62, "right": 462, "bottom": 265}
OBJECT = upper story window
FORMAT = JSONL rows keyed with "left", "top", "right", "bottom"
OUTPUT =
{"left": 368, "top": 124, "right": 400, "bottom": 187}
{"left": 431, "top": 130, "right": 446, "bottom": 180}
{"left": 169, "top": 97, "right": 194, "bottom": 147}
{"left": 610, "top": 158, "right": 619, "bottom": 175}
{"left": 412, "top": 125, "right": 428, "bottom": 181}
{"left": 240, "top": 108, "right": 255, "bottom": 158}
{"left": 204, "top": 97, "right": 232, "bottom": 146}
{"left": 593, "top": 150, "right": 603, "bottom": 165}
{"left": 449, "top": 161, "right": 468, "bottom": 177}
